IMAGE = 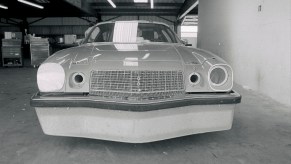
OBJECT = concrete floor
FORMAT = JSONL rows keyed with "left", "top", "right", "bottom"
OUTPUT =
{"left": 0, "top": 67, "right": 290, "bottom": 164}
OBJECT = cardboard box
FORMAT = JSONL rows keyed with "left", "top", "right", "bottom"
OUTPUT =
{"left": 4, "top": 32, "right": 12, "bottom": 39}
{"left": 64, "top": 35, "right": 76, "bottom": 44}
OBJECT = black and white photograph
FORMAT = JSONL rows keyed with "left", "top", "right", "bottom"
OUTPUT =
{"left": 0, "top": 0, "right": 290, "bottom": 163}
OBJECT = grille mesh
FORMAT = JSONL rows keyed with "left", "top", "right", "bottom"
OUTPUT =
{"left": 90, "top": 70, "right": 184, "bottom": 101}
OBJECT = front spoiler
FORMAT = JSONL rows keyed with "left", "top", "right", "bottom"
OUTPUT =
{"left": 32, "top": 91, "right": 241, "bottom": 143}
{"left": 30, "top": 91, "right": 241, "bottom": 112}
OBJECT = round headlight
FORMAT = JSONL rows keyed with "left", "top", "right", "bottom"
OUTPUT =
{"left": 209, "top": 66, "right": 228, "bottom": 86}
{"left": 37, "top": 63, "right": 65, "bottom": 92}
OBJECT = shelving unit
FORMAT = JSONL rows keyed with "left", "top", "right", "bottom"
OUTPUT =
{"left": 1, "top": 39, "right": 22, "bottom": 67}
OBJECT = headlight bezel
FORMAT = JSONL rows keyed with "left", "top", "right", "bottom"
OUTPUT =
{"left": 209, "top": 66, "right": 228, "bottom": 86}
{"left": 208, "top": 64, "right": 233, "bottom": 92}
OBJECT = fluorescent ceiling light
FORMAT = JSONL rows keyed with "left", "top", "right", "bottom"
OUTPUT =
{"left": 134, "top": 0, "right": 148, "bottom": 3}
{"left": 107, "top": 0, "right": 116, "bottom": 8}
{"left": 150, "top": 0, "right": 154, "bottom": 9}
{"left": 18, "top": 0, "right": 44, "bottom": 9}
{"left": 0, "top": 4, "right": 8, "bottom": 9}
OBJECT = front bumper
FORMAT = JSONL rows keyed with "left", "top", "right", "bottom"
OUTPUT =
{"left": 31, "top": 91, "right": 241, "bottom": 143}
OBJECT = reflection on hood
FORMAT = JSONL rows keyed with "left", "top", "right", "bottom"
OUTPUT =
{"left": 114, "top": 44, "right": 138, "bottom": 51}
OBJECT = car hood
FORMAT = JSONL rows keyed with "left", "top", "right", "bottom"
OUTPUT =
{"left": 46, "top": 43, "right": 205, "bottom": 72}
{"left": 84, "top": 43, "right": 183, "bottom": 62}
{"left": 49, "top": 43, "right": 202, "bottom": 63}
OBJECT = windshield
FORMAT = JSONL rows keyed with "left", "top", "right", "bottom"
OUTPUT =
{"left": 85, "top": 22, "right": 180, "bottom": 43}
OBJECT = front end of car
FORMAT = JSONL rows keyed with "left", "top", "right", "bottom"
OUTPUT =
{"left": 31, "top": 49, "right": 241, "bottom": 143}
{"left": 31, "top": 21, "right": 241, "bottom": 143}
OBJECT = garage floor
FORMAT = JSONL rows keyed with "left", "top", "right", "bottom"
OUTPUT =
{"left": 0, "top": 67, "right": 290, "bottom": 164}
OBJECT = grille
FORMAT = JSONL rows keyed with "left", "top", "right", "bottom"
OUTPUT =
{"left": 90, "top": 70, "right": 184, "bottom": 101}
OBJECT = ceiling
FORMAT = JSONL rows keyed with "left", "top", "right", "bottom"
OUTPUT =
{"left": 89, "top": 0, "right": 198, "bottom": 16}
{"left": 0, "top": 0, "right": 91, "bottom": 17}
{"left": 0, "top": 0, "right": 198, "bottom": 19}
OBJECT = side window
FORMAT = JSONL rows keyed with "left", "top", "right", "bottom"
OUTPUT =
{"left": 85, "top": 26, "right": 94, "bottom": 38}
{"left": 88, "top": 27, "right": 100, "bottom": 42}
{"left": 154, "top": 31, "right": 164, "bottom": 42}
{"left": 102, "top": 32, "right": 108, "bottom": 42}
{"left": 154, "top": 31, "right": 158, "bottom": 40}
{"left": 142, "top": 30, "right": 154, "bottom": 41}
{"left": 95, "top": 31, "right": 108, "bottom": 42}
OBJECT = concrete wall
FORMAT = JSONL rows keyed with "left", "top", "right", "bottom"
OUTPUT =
{"left": 198, "top": 0, "right": 291, "bottom": 106}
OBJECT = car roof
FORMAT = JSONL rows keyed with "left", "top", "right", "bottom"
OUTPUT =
{"left": 95, "top": 20, "right": 170, "bottom": 27}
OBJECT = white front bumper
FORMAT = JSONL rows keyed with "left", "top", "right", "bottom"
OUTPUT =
{"left": 36, "top": 104, "right": 235, "bottom": 143}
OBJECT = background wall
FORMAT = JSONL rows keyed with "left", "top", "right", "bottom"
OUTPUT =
{"left": 0, "top": 16, "right": 176, "bottom": 37}
{"left": 198, "top": 0, "right": 291, "bottom": 106}
{"left": 0, "top": 17, "right": 93, "bottom": 38}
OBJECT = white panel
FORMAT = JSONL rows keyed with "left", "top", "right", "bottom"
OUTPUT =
{"left": 181, "top": 26, "right": 198, "bottom": 32}
{"left": 113, "top": 22, "right": 138, "bottom": 42}
{"left": 198, "top": 0, "right": 291, "bottom": 106}
{"left": 181, "top": 33, "right": 197, "bottom": 37}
